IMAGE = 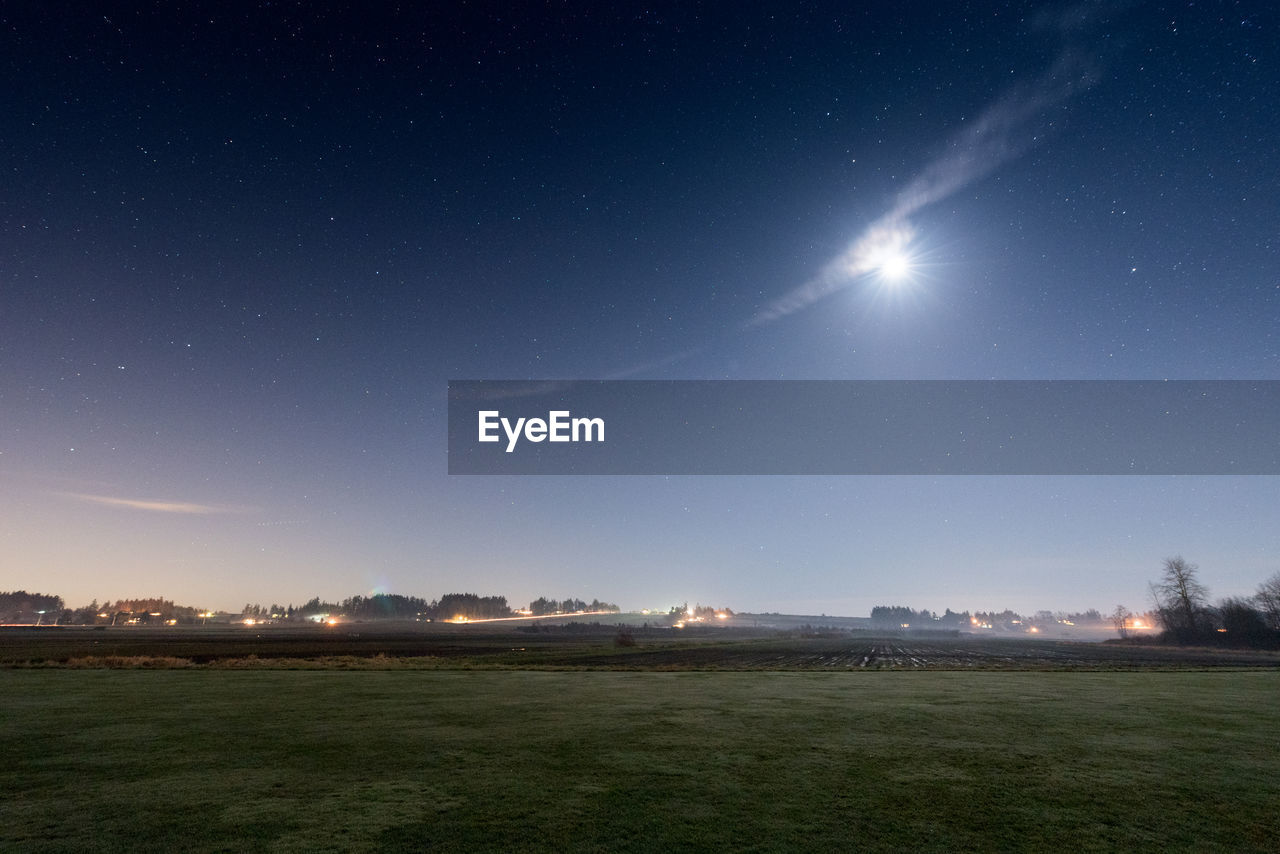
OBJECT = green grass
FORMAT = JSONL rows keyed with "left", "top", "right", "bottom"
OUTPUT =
{"left": 3, "top": 671, "right": 1277, "bottom": 852}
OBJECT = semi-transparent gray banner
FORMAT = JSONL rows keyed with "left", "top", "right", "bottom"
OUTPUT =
{"left": 447, "top": 380, "right": 1280, "bottom": 475}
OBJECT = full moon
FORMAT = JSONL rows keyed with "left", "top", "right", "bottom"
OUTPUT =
{"left": 876, "top": 249, "right": 912, "bottom": 282}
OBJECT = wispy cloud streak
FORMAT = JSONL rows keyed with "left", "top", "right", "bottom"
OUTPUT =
{"left": 885, "top": 50, "right": 1097, "bottom": 225}
{"left": 58, "top": 492, "right": 245, "bottom": 515}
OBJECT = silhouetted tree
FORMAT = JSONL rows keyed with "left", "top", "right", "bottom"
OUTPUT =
{"left": 1150, "top": 556, "right": 1211, "bottom": 643}
{"left": 432, "top": 593, "right": 511, "bottom": 621}
{"left": 871, "top": 605, "right": 932, "bottom": 628}
{"left": 342, "top": 594, "right": 430, "bottom": 620}
{"left": 1255, "top": 572, "right": 1280, "bottom": 630}
{"left": 1110, "top": 604, "right": 1133, "bottom": 639}
{"left": 296, "top": 597, "right": 343, "bottom": 619}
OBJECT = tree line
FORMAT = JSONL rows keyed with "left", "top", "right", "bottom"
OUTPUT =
{"left": 4, "top": 590, "right": 621, "bottom": 625}
{"left": 0, "top": 591, "right": 65, "bottom": 624}
{"left": 1131, "top": 556, "right": 1280, "bottom": 648}
{"left": 869, "top": 605, "right": 1111, "bottom": 631}
{"left": 528, "top": 597, "right": 620, "bottom": 616}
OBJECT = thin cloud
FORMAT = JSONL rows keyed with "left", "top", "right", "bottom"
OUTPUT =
{"left": 885, "top": 49, "right": 1097, "bottom": 225}
{"left": 748, "top": 219, "right": 918, "bottom": 328}
{"left": 58, "top": 492, "right": 246, "bottom": 515}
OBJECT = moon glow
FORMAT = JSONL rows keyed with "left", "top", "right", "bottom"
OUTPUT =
{"left": 876, "top": 248, "right": 912, "bottom": 282}
{"left": 855, "top": 221, "right": 917, "bottom": 286}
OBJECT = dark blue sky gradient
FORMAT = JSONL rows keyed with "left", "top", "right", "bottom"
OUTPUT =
{"left": 2, "top": 2, "right": 1277, "bottom": 613}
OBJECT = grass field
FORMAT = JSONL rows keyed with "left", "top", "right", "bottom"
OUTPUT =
{"left": 3, "top": 669, "right": 1278, "bottom": 852}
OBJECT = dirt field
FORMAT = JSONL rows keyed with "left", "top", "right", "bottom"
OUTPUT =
{"left": 4, "top": 623, "right": 1277, "bottom": 670}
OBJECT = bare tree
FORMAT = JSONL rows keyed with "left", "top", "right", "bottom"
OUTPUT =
{"left": 1150, "top": 556, "right": 1210, "bottom": 643}
{"left": 1255, "top": 572, "right": 1280, "bottom": 631}
{"left": 1110, "top": 604, "right": 1133, "bottom": 639}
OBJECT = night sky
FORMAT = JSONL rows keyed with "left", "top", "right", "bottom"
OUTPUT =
{"left": 3, "top": 2, "right": 1277, "bottom": 615}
